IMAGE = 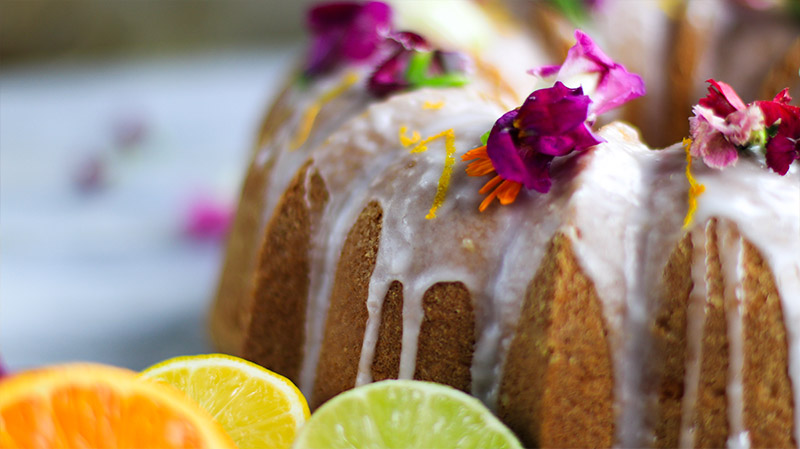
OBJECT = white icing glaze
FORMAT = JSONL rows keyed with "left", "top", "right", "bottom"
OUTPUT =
{"left": 719, "top": 221, "right": 746, "bottom": 449}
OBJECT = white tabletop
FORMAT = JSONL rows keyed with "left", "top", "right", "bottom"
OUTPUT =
{"left": 0, "top": 46, "right": 296, "bottom": 372}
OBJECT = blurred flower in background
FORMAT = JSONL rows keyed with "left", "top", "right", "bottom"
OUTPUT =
{"left": 0, "top": 1, "right": 315, "bottom": 372}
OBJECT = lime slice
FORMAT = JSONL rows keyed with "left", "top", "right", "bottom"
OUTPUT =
{"left": 292, "top": 380, "right": 522, "bottom": 449}
{"left": 142, "top": 353, "right": 309, "bottom": 449}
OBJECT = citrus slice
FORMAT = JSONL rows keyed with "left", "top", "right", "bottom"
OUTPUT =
{"left": 142, "top": 353, "right": 309, "bottom": 449}
{"left": 292, "top": 380, "right": 523, "bottom": 449}
{"left": 0, "top": 363, "right": 235, "bottom": 448}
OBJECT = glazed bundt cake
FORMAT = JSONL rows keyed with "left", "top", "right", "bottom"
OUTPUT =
{"left": 210, "top": 1, "right": 800, "bottom": 447}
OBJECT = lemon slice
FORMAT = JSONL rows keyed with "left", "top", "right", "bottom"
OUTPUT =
{"left": 292, "top": 380, "right": 522, "bottom": 449}
{"left": 0, "top": 363, "right": 236, "bottom": 448}
{"left": 142, "top": 353, "right": 309, "bottom": 449}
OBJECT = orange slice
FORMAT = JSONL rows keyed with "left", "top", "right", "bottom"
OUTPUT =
{"left": 0, "top": 363, "right": 236, "bottom": 449}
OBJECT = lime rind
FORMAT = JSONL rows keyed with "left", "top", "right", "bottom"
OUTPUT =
{"left": 293, "top": 380, "right": 522, "bottom": 449}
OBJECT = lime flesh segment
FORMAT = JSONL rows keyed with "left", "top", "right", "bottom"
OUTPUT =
{"left": 142, "top": 353, "right": 309, "bottom": 449}
{"left": 293, "top": 380, "right": 522, "bottom": 449}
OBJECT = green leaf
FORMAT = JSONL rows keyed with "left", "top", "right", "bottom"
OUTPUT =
{"left": 548, "top": 0, "right": 588, "bottom": 25}
{"left": 406, "top": 51, "right": 434, "bottom": 85}
{"left": 480, "top": 130, "right": 491, "bottom": 145}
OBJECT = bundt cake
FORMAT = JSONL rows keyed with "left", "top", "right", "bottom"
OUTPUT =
{"left": 210, "top": 1, "right": 800, "bottom": 447}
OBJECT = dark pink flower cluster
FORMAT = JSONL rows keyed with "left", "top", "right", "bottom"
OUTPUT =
{"left": 757, "top": 90, "right": 800, "bottom": 175}
{"left": 303, "top": 2, "right": 469, "bottom": 96}
{"left": 304, "top": 2, "right": 391, "bottom": 77}
{"left": 689, "top": 80, "right": 799, "bottom": 175}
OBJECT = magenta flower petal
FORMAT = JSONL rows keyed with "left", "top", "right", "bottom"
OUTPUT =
{"left": 515, "top": 82, "right": 591, "bottom": 135}
{"left": 486, "top": 110, "right": 531, "bottom": 184}
{"left": 759, "top": 98, "right": 800, "bottom": 174}
{"left": 305, "top": 1, "right": 392, "bottom": 77}
{"left": 768, "top": 142, "right": 800, "bottom": 176}
{"left": 590, "top": 64, "right": 646, "bottom": 116}
{"left": 773, "top": 88, "right": 792, "bottom": 104}
{"left": 765, "top": 135, "right": 799, "bottom": 175}
{"left": 367, "top": 50, "right": 410, "bottom": 97}
{"left": 528, "top": 64, "right": 561, "bottom": 78}
{"left": 530, "top": 30, "right": 645, "bottom": 117}
{"left": 562, "top": 30, "right": 645, "bottom": 116}
{"left": 698, "top": 79, "right": 746, "bottom": 116}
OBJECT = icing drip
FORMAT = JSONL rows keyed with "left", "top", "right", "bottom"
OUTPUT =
{"left": 718, "top": 221, "right": 747, "bottom": 449}
{"left": 679, "top": 223, "right": 711, "bottom": 448}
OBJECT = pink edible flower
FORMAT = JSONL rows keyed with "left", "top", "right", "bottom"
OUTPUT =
{"left": 690, "top": 80, "right": 799, "bottom": 174}
{"left": 184, "top": 198, "right": 235, "bottom": 242}
{"left": 304, "top": 1, "right": 392, "bottom": 77}
{"left": 689, "top": 99, "right": 765, "bottom": 169}
{"left": 530, "top": 30, "right": 645, "bottom": 117}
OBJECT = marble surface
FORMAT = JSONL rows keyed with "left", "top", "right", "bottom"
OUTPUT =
{"left": 0, "top": 46, "right": 296, "bottom": 372}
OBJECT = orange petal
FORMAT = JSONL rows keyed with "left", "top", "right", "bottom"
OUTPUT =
{"left": 478, "top": 175, "right": 504, "bottom": 195}
{"left": 496, "top": 180, "right": 522, "bottom": 205}
{"left": 461, "top": 145, "right": 488, "bottom": 161}
{"left": 466, "top": 159, "right": 496, "bottom": 177}
{"left": 479, "top": 190, "right": 499, "bottom": 212}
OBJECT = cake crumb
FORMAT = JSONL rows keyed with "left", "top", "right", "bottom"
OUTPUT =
{"left": 462, "top": 238, "right": 476, "bottom": 252}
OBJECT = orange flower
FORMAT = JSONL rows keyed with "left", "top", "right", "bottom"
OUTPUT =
{"left": 462, "top": 145, "right": 523, "bottom": 211}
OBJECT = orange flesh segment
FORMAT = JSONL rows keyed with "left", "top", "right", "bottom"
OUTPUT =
{"left": 1, "top": 384, "right": 208, "bottom": 449}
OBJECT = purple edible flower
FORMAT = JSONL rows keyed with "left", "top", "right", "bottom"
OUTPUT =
{"left": 304, "top": 1, "right": 391, "bottom": 77}
{"left": 484, "top": 82, "right": 602, "bottom": 193}
{"left": 530, "top": 30, "right": 645, "bottom": 117}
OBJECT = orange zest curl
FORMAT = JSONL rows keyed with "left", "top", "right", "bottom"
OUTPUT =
{"left": 462, "top": 145, "right": 523, "bottom": 211}
{"left": 403, "top": 128, "right": 458, "bottom": 219}
{"left": 422, "top": 100, "right": 445, "bottom": 110}
{"left": 399, "top": 126, "right": 421, "bottom": 147}
{"left": 682, "top": 138, "right": 706, "bottom": 229}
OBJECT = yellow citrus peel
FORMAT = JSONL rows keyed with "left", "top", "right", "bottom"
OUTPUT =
{"left": 404, "top": 128, "right": 458, "bottom": 219}
{"left": 682, "top": 137, "right": 706, "bottom": 229}
{"left": 399, "top": 126, "right": 422, "bottom": 147}
{"left": 422, "top": 100, "right": 445, "bottom": 110}
{"left": 291, "top": 72, "right": 360, "bottom": 150}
